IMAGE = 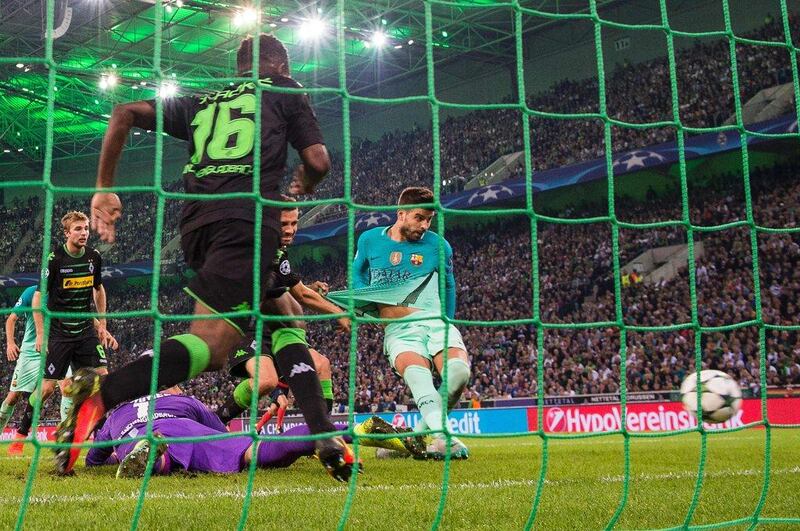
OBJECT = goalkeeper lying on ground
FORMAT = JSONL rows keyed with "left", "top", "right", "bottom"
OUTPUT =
{"left": 86, "top": 387, "right": 424, "bottom": 479}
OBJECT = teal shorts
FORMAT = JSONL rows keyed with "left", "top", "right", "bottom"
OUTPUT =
{"left": 384, "top": 314, "right": 466, "bottom": 368}
{"left": 10, "top": 352, "right": 42, "bottom": 393}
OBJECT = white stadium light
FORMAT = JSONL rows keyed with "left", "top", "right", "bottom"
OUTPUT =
{"left": 371, "top": 31, "right": 387, "bottom": 48}
{"left": 298, "top": 18, "right": 326, "bottom": 41}
{"left": 159, "top": 82, "right": 178, "bottom": 98}
{"left": 99, "top": 73, "right": 117, "bottom": 90}
{"left": 234, "top": 8, "right": 258, "bottom": 27}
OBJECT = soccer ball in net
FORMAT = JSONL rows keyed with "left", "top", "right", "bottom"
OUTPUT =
{"left": 680, "top": 369, "right": 743, "bottom": 424}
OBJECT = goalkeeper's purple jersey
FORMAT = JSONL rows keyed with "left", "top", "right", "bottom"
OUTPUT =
{"left": 96, "top": 393, "right": 226, "bottom": 440}
{"left": 87, "top": 393, "right": 253, "bottom": 473}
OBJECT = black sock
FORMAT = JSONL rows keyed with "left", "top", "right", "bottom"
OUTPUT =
{"left": 100, "top": 337, "right": 208, "bottom": 410}
{"left": 326, "top": 398, "right": 333, "bottom": 413}
{"left": 273, "top": 344, "right": 336, "bottom": 434}
{"left": 17, "top": 393, "right": 33, "bottom": 436}
{"left": 217, "top": 396, "right": 245, "bottom": 425}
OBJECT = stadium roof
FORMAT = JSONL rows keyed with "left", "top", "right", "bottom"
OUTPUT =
{"left": 0, "top": 0, "right": 621, "bottom": 166}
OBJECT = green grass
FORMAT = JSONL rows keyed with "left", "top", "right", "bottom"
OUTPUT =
{"left": 0, "top": 429, "right": 798, "bottom": 530}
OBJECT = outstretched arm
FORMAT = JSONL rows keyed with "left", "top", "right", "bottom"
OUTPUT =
{"left": 93, "top": 101, "right": 156, "bottom": 243}
{"left": 289, "top": 282, "right": 350, "bottom": 332}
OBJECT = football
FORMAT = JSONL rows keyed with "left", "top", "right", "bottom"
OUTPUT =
{"left": 680, "top": 369, "right": 743, "bottom": 423}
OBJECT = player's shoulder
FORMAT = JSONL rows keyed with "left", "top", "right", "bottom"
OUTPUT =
{"left": 268, "top": 75, "right": 303, "bottom": 90}
{"left": 359, "top": 227, "right": 385, "bottom": 242}
{"left": 86, "top": 246, "right": 102, "bottom": 260}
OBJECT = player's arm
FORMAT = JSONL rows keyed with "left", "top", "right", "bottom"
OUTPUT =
{"left": 5, "top": 313, "right": 19, "bottom": 361}
{"left": 290, "top": 145, "right": 330, "bottom": 195}
{"left": 289, "top": 281, "right": 350, "bottom": 332}
{"left": 85, "top": 422, "right": 117, "bottom": 466}
{"left": 352, "top": 232, "right": 371, "bottom": 288}
{"left": 93, "top": 101, "right": 157, "bottom": 243}
{"left": 31, "top": 290, "right": 44, "bottom": 352}
{"left": 444, "top": 240, "right": 456, "bottom": 320}
{"left": 285, "top": 90, "right": 330, "bottom": 194}
{"left": 188, "top": 397, "right": 229, "bottom": 432}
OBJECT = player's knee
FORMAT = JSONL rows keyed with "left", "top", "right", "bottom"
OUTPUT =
{"left": 446, "top": 358, "right": 471, "bottom": 389}
{"left": 310, "top": 349, "right": 331, "bottom": 376}
{"left": 256, "top": 372, "right": 278, "bottom": 397}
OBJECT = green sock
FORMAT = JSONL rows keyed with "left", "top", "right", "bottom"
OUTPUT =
{"left": 0, "top": 400, "right": 14, "bottom": 432}
{"left": 403, "top": 366, "right": 444, "bottom": 435}
{"left": 60, "top": 396, "right": 73, "bottom": 421}
{"left": 233, "top": 380, "right": 253, "bottom": 409}
{"left": 320, "top": 379, "right": 333, "bottom": 400}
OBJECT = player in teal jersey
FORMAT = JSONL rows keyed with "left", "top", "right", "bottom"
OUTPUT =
{"left": 328, "top": 187, "right": 471, "bottom": 459}
{"left": 2, "top": 285, "right": 83, "bottom": 453}
{"left": 1, "top": 286, "right": 41, "bottom": 435}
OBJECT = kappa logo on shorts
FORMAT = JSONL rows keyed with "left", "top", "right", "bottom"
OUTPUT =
{"left": 234, "top": 349, "right": 248, "bottom": 358}
{"left": 289, "top": 362, "right": 315, "bottom": 377}
{"left": 390, "top": 251, "right": 402, "bottom": 266}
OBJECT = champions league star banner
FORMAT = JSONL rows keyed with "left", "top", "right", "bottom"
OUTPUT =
{"left": 292, "top": 113, "right": 798, "bottom": 244}
{"left": 0, "top": 260, "right": 153, "bottom": 288}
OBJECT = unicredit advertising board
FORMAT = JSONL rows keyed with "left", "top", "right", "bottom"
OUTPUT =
{"left": 356, "top": 398, "right": 799, "bottom": 435}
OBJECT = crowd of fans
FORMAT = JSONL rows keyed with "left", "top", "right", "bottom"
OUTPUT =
{"left": 1, "top": 13, "right": 799, "bottom": 420}
{"left": 7, "top": 160, "right": 797, "bottom": 421}
{"left": 3, "top": 13, "right": 797, "bottom": 272}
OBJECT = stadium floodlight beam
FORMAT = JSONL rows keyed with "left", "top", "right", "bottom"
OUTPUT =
{"left": 298, "top": 18, "right": 326, "bottom": 41}
{"left": 233, "top": 7, "right": 258, "bottom": 27}
{"left": 99, "top": 73, "right": 118, "bottom": 90}
{"left": 159, "top": 82, "right": 178, "bottom": 98}
{"left": 371, "top": 31, "right": 387, "bottom": 48}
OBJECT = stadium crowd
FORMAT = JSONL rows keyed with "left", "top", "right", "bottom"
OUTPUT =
{"left": 5, "top": 160, "right": 797, "bottom": 422}
{"left": 2, "top": 12, "right": 797, "bottom": 270}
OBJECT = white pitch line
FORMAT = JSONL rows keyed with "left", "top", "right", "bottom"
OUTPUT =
{"left": 0, "top": 466, "right": 797, "bottom": 507}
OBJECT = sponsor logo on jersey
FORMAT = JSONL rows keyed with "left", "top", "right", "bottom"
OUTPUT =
{"left": 389, "top": 252, "right": 402, "bottom": 266}
{"left": 63, "top": 276, "right": 93, "bottom": 289}
{"left": 289, "top": 362, "right": 315, "bottom": 377}
{"left": 279, "top": 259, "right": 291, "bottom": 275}
{"left": 410, "top": 254, "right": 423, "bottom": 266}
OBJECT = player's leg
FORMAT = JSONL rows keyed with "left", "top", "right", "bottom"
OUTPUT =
{"left": 275, "top": 393, "right": 288, "bottom": 433}
{"left": 12, "top": 378, "right": 56, "bottom": 453}
{"left": 243, "top": 422, "right": 352, "bottom": 470}
{"left": 427, "top": 323, "right": 470, "bottom": 459}
{"left": 0, "top": 391, "right": 20, "bottom": 432}
{"left": 309, "top": 348, "right": 334, "bottom": 412}
{"left": 217, "top": 345, "right": 278, "bottom": 425}
{"left": 256, "top": 400, "right": 280, "bottom": 433}
{"left": 263, "top": 293, "right": 355, "bottom": 480}
{"left": 59, "top": 376, "right": 73, "bottom": 422}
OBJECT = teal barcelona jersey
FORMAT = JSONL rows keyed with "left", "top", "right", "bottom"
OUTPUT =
{"left": 12, "top": 285, "right": 39, "bottom": 358}
{"left": 339, "top": 226, "right": 456, "bottom": 318}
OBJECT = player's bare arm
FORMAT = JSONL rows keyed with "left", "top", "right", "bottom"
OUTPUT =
{"left": 5, "top": 313, "right": 19, "bottom": 361}
{"left": 289, "top": 144, "right": 330, "bottom": 195}
{"left": 289, "top": 281, "right": 351, "bottom": 332}
{"left": 31, "top": 290, "right": 44, "bottom": 352}
{"left": 93, "top": 101, "right": 157, "bottom": 243}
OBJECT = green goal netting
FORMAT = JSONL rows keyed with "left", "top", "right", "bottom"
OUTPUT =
{"left": 1, "top": 0, "right": 800, "bottom": 529}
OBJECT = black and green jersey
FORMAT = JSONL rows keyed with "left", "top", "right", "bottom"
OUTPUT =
{"left": 263, "top": 246, "right": 302, "bottom": 299}
{"left": 42, "top": 244, "right": 102, "bottom": 340}
{"left": 156, "top": 75, "right": 324, "bottom": 236}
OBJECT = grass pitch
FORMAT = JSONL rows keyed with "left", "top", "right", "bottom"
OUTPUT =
{"left": 0, "top": 429, "right": 798, "bottom": 530}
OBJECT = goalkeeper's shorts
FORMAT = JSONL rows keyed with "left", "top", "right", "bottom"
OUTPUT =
{"left": 383, "top": 312, "right": 465, "bottom": 369}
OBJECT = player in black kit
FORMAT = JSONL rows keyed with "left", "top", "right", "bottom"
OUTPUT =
{"left": 216, "top": 198, "right": 350, "bottom": 425}
{"left": 57, "top": 34, "right": 352, "bottom": 481}
{"left": 12, "top": 211, "right": 117, "bottom": 445}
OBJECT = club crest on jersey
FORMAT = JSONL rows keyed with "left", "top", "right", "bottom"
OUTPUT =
{"left": 279, "top": 259, "right": 291, "bottom": 275}
{"left": 410, "top": 254, "right": 423, "bottom": 266}
{"left": 390, "top": 252, "right": 402, "bottom": 266}
{"left": 88, "top": 260, "right": 94, "bottom": 274}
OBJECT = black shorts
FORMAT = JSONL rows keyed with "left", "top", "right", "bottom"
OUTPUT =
{"left": 181, "top": 218, "right": 280, "bottom": 335}
{"left": 45, "top": 334, "right": 106, "bottom": 380}
{"left": 269, "top": 382, "right": 288, "bottom": 403}
{"left": 228, "top": 337, "right": 275, "bottom": 379}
